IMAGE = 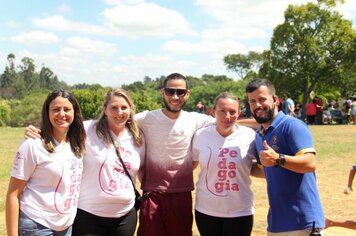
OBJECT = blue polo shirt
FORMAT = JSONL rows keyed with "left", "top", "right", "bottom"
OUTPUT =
{"left": 254, "top": 111, "right": 324, "bottom": 232}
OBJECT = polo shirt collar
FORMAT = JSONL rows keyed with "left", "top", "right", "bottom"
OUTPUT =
{"left": 257, "top": 111, "right": 285, "bottom": 136}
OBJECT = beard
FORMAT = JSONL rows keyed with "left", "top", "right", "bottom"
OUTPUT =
{"left": 163, "top": 99, "right": 186, "bottom": 113}
{"left": 252, "top": 104, "right": 275, "bottom": 124}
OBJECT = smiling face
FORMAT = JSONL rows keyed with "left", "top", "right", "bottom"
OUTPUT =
{"left": 48, "top": 96, "right": 74, "bottom": 133}
{"left": 247, "top": 85, "right": 277, "bottom": 126}
{"left": 214, "top": 97, "right": 239, "bottom": 136}
{"left": 161, "top": 78, "right": 190, "bottom": 116}
{"left": 105, "top": 95, "right": 131, "bottom": 134}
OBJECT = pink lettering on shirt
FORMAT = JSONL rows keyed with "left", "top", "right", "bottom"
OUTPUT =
{"left": 55, "top": 159, "right": 82, "bottom": 214}
{"left": 208, "top": 147, "right": 240, "bottom": 196}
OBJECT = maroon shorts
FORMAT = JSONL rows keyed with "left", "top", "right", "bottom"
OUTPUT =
{"left": 137, "top": 191, "right": 193, "bottom": 236}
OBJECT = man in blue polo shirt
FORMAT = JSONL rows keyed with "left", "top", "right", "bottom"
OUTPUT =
{"left": 246, "top": 78, "right": 324, "bottom": 236}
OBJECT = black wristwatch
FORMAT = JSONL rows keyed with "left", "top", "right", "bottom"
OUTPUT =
{"left": 275, "top": 154, "right": 286, "bottom": 167}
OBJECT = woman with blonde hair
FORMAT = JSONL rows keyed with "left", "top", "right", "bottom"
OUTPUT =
{"left": 72, "top": 88, "right": 145, "bottom": 236}
{"left": 24, "top": 88, "right": 145, "bottom": 236}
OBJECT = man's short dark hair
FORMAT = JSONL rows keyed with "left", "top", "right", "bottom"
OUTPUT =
{"left": 245, "top": 78, "right": 276, "bottom": 95}
{"left": 163, "top": 73, "right": 189, "bottom": 89}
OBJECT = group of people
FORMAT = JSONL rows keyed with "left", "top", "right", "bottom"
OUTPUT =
{"left": 7, "top": 74, "right": 344, "bottom": 236}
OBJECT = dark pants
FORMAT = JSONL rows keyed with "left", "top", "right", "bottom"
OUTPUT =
{"left": 72, "top": 208, "right": 137, "bottom": 236}
{"left": 195, "top": 210, "right": 253, "bottom": 236}
{"left": 316, "top": 111, "right": 323, "bottom": 124}
{"left": 307, "top": 115, "right": 315, "bottom": 124}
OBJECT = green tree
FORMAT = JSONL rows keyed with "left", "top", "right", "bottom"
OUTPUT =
{"left": 19, "top": 57, "right": 39, "bottom": 91}
{"left": 122, "top": 81, "right": 145, "bottom": 92}
{"left": 266, "top": 0, "right": 355, "bottom": 115}
{"left": 224, "top": 51, "right": 264, "bottom": 80}
{"left": 129, "top": 90, "right": 161, "bottom": 113}
{"left": 72, "top": 88, "right": 107, "bottom": 119}
{"left": 0, "top": 54, "right": 16, "bottom": 88}
{"left": 39, "top": 66, "right": 70, "bottom": 91}
{"left": 186, "top": 80, "right": 248, "bottom": 111}
{"left": 10, "top": 92, "right": 48, "bottom": 127}
{"left": 143, "top": 76, "right": 152, "bottom": 84}
{"left": 0, "top": 99, "right": 11, "bottom": 126}
{"left": 0, "top": 54, "right": 19, "bottom": 99}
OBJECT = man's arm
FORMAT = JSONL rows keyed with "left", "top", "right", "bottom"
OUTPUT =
{"left": 259, "top": 141, "right": 316, "bottom": 174}
{"left": 250, "top": 162, "right": 265, "bottom": 178}
{"left": 24, "top": 125, "right": 41, "bottom": 139}
{"left": 236, "top": 118, "right": 259, "bottom": 130}
{"left": 193, "top": 161, "right": 199, "bottom": 170}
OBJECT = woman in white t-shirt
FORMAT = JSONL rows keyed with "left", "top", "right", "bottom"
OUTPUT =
{"left": 192, "top": 92, "right": 263, "bottom": 236}
{"left": 71, "top": 88, "right": 145, "bottom": 236}
{"left": 23, "top": 88, "right": 145, "bottom": 236}
{"left": 6, "top": 90, "right": 86, "bottom": 236}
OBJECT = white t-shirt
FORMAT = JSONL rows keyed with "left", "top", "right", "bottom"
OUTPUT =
{"left": 11, "top": 138, "right": 83, "bottom": 231}
{"left": 135, "top": 110, "right": 214, "bottom": 192}
{"left": 192, "top": 125, "right": 255, "bottom": 218}
{"left": 77, "top": 120, "right": 145, "bottom": 217}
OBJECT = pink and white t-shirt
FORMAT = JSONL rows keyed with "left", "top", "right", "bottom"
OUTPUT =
{"left": 11, "top": 138, "right": 83, "bottom": 231}
{"left": 77, "top": 120, "right": 144, "bottom": 217}
{"left": 192, "top": 125, "right": 256, "bottom": 218}
{"left": 135, "top": 110, "right": 214, "bottom": 193}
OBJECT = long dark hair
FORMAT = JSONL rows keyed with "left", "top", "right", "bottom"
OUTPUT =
{"left": 40, "top": 89, "right": 86, "bottom": 158}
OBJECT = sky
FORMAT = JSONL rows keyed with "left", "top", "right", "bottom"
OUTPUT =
{"left": 0, "top": 0, "right": 355, "bottom": 87}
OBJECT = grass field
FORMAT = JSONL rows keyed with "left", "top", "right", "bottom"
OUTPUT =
{"left": 1, "top": 125, "right": 356, "bottom": 235}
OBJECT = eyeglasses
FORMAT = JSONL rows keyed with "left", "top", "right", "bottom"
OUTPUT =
{"left": 164, "top": 88, "right": 187, "bottom": 97}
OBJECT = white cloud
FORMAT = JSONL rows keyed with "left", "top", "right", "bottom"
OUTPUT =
{"left": 336, "top": 1, "right": 356, "bottom": 23}
{"left": 15, "top": 49, "right": 117, "bottom": 86}
{"left": 162, "top": 41, "right": 205, "bottom": 54}
{"left": 103, "top": 2, "right": 196, "bottom": 38}
{"left": 4, "top": 0, "right": 354, "bottom": 88}
{"left": 33, "top": 5, "right": 195, "bottom": 39}
{"left": 65, "top": 36, "right": 118, "bottom": 55}
{"left": 6, "top": 20, "right": 19, "bottom": 28}
{"left": 104, "top": 0, "right": 144, "bottom": 5}
{"left": 33, "top": 15, "right": 111, "bottom": 35}
{"left": 12, "top": 31, "right": 60, "bottom": 44}
{"left": 162, "top": 0, "right": 355, "bottom": 68}
{"left": 57, "top": 4, "right": 72, "bottom": 14}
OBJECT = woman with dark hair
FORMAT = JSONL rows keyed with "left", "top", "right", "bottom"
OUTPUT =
{"left": 6, "top": 89, "right": 86, "bottom": 236}
{"left": 23, "top": 88, "right": 145, "bottom": 236}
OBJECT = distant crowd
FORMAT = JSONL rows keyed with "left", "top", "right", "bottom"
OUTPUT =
{"left": 198, "top": 94, "right": 356, "bottom": 125}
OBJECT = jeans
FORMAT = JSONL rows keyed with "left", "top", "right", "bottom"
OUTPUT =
{"left": 19, "top": 210, "right": 72, "bottom": 236}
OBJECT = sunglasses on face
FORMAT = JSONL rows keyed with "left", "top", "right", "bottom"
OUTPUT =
{"left": 163, "top": 88, "right": 188, "bottom": 97}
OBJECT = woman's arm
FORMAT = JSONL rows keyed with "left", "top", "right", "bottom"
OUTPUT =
{"left": 325, "top": 218, "right": 356, "bottom": 230}
{"left": 6, "top": 177, "right": 27, "bottom": 236}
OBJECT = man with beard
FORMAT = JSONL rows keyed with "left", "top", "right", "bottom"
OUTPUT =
{"left": 135, "top": 73, "right": 215, "bottom": 236}
{"left": 245, "top": 78, "right": 325, "bottom": 236}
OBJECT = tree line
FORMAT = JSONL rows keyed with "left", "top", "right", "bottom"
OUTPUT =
{"left": 0, "top": 0, "right": 355, "bottom": 126}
